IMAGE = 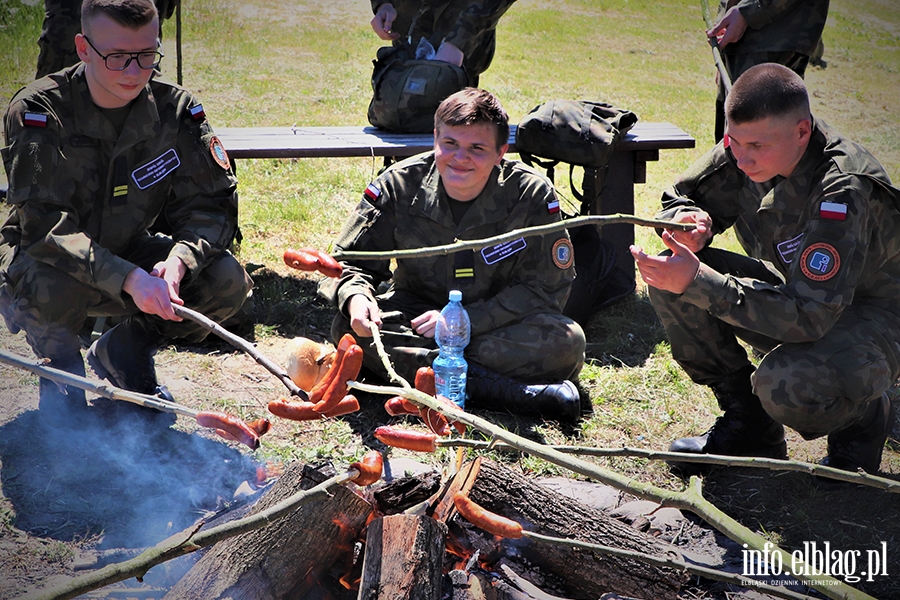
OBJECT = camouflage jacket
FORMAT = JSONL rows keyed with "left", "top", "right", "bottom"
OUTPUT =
{"left": 0, "top": 64, "right": 238, "bottom": 305}
{"left": 657, "top": 117, "right": 900, "bottom": 342}
{"left": 319, "top": 153, "right": 574, "bottom": 337}
{"left": 719, "top": 0, "right": 829, "bottom": 56}
{"left": 371, "top": 0, "right": 516, "bottom": 79}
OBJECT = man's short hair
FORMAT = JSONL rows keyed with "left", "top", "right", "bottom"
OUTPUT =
{"left": 725, "top": 63, "right": 810, "bottom": 125}
{"left": 434, "top": 88, "right": 510, "bottom": 150}
{"left": 82, "top": 0, "right": 158, "bottom": 35}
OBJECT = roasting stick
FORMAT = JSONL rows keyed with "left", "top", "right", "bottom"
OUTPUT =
{"left": 172, "top": 305, "right": 309, "bottom": 401}
{"left": 331, "top": 213, "right": 695, "bottom": 261}
{"left": 0, "top": 348, "right": 262, "bottom": 450}
{"left": 0, "top": 348, "right": 196, "bottom": 417}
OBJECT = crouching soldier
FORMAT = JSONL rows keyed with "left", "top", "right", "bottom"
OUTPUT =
{"left": 320, "top": 88, "right": 586, "bottom": 422}
{"left": 0, "top": 0, "right": 251, "bottom": 427}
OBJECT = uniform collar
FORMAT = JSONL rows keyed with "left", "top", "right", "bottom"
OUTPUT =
{"left": 70, "top": 64, "right": 162, "bottom": 147}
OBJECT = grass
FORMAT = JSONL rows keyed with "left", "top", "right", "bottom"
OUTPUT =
{"left": 1, "top": 0, "right": 900, "bottom": 595}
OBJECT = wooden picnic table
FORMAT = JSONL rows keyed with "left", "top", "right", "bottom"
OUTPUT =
{"left": 216, "top": 122, "right": 695, "bottom": 279}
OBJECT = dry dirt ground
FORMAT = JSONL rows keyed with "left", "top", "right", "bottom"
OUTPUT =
{"left": 1, "top": 271, "right": 900, "bottom": 599}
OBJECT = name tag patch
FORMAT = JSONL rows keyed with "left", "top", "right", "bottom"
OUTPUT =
{"left": 482, "top": 238, "right": 526, "bottom": 265}
{"left": 132, "top": 148, "right": 180, "bottom": 190}
{"left": 800, "top": 242, "right": 840, "bottom": 282}
{"left": 776, "top": 233, "right": 804, "bottom": 264}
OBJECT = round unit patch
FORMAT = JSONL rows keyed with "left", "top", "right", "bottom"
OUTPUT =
{"left": 552, "top": 238, "right": 573, "bottom": 270}
{"left": 799, "top": 242, "right": 840, "bottom": 281}
{"left": 209, "top": 136, "right": 231, "bottom": 170}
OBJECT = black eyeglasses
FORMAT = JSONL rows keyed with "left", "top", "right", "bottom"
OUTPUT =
{"left": 83, "top": 35, "right": 163, "bottom": 71}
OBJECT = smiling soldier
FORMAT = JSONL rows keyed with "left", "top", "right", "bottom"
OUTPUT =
{"left": 320, "top": 88, "right": 585, "bottom": 422}
{"left": 0, "top": 0, "right": 251, "bottom": 427}
{"left": 631, "top": 63, "right": 900, "bottom": 474}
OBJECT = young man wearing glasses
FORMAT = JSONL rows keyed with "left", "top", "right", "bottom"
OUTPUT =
{"left": 0, "top": 0, "right": 251, "bottom": 427}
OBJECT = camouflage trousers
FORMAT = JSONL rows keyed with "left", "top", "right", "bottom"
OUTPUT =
{"left": 0, "top": 233, "right": 252, "bottom": 364}
{"left": 649, "top": 247, "right": 900, "bottom": 438}
{"left": 330, "top": 294, "right": 585, "bottom": 385}
{"left": 714, "top": 51, "right": 810, "bottom": 142}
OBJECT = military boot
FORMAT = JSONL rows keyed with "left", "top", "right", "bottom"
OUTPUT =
{"left": 668, "top": 365, "right": 787, "bottom": 473}
{"left": 466, "top": 363, "right": 581, "bottom": 423}
{"left": 87, "top": 316, "right": 176, "bottom": 424}
{"left": 820, "top": 393, "right": 894, "bottom": 474}
{"left": 39, "top": 355, "right": 90, "bottom": 429}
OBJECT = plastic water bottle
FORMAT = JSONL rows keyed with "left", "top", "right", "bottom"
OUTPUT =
{"left": 433, "top": 290, "right": 470, "bottom": 408}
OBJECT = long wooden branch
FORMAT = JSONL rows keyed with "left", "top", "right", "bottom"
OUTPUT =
{"left": 331, "top": 214, "right": 693, "bottom": 261}
{"left": 0, "top": 348, "right": 197, "bottom": 418}
{"left": 521, "top": 531, "right": 811, "bottom": 600}
{"left": 16, "top": 468, "right": 360, "bottom": 600}
{"left": 173, "top": 305, "right": 308, "bottom": 401}
{"left": 439, "top": 438, "right": 900, "bottom": 492}
{"left": 352, "top": 381, "right": 874, "bottom": 600}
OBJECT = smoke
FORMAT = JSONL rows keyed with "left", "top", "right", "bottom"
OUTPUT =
{"left": 0, "top": 399, "right": 261, "bottom": 550}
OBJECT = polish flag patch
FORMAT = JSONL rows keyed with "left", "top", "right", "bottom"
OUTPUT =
{"left": 547, "top": 200, "right": 560, "bottom": 214}
{"left": 820, "top": 201, "right": 847, "bottom": 221}
{"left": 189, "top": 104, "right": 205, "bottom": 120}
{"left": 23, "top": 112, "right": 48, "bottom": 128}
{"left": 364, "top": 183, "right": 381, "bottom": 200}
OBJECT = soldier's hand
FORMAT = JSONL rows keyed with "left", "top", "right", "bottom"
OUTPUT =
{"left": 371, "top": 3, "right": 400, "bottom": 40}
{"left": 150, "top": 256, "right": 187, "bottom": 301}
{"left": 411, "top": 310, "right": 440, "bottom": 338}
{"left": 123, "top": 267, "right": 184, "bottom": 322}
{"left": 348, "top": 294, "right": 382, "bottom": 338}
{"left": 631, "top": 231, "right": 701, "bottom": 295}
{"left": 707, "top": 6, "right": 748, "bottom": 49}
{"left": 668, "top": 211, "right": 713, "bottom": 253}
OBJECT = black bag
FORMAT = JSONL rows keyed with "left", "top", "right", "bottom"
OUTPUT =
{"left": 367, "top": 45, "right": 469, "bottom": 133}
{"left": 516, "top": 100, "right": 638, "bottom": 211}
{"left": 517, "top": 100, "right": 639, "bottom": 321}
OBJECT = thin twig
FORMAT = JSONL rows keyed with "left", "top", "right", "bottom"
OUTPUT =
{"left": 16, "top": 469, "right": 359, "bottom": 600}
{"left": 331, "top": 214, "right": 694, "bottom": 261}
{"left": 0, "top": 348, "right": 197, "bottom": 417}
{"left": 522, "top": 531, "right": 812, "bottom": 600}
{"left": 367, "top": 322, "right": 411, "bottom": 389}
{"left": 173, "top": 305, "right": 308, "bottom": 401}
{"left": 437, "top": 439, "right": 900, "bottom": 492}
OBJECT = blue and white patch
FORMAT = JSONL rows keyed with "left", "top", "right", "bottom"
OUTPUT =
{"left": 481, "top": 238, "right": 527, "bottom": 265}
{"left": 552, "top": 238, "right": 573, "bottom": 269}
{"left": 776, "top": 233, "right": 805, "bottom": 265}
{"left": 131, "top": 148, "right": 180, "bottom": 190}
{"left": 364, "top": 183, "right": 381, "bottom": 200}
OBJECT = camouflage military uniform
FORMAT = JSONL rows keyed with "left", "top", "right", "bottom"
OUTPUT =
{"left": 0, "top": 64, "right": 251, "bottom": 365}
{"left": 36, "top": 0, "right": 179, "bottom": 79}
{"left": 319, "top": 153, "right": 585, "bottom": 384}
{"left": 371, "top": 0, "right": 516, "bottom": 85}
{"left": 650, "top": 118, "right": 900, "bottom": 438}
{"left": 713, "top": 0, "right": 830, "bottom": 140}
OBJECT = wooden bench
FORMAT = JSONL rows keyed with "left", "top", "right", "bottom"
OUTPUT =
{"left": 216, "top": 122, "right": 695, "bottom": 277}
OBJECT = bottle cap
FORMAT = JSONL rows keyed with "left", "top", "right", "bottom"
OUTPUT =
{"left": 448, "top": 290, "right": 462, "bottom": 302}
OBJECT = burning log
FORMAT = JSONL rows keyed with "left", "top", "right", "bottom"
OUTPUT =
{"left": 357, "top": 514, "right": 448, "bottom": 600}
{"left": 163, "top": 462, "right": 372, "bottom": 599}
{"left": 457, "top": 459, "right": 687, "bottom": 600}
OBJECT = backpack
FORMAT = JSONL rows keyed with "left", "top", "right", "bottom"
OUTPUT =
{"left": 367, "top": 45, "right": 469, "bottom": 134}
{"left": 516, "top": 100, "right": 639, "bottom": 322}
{"left": 516, "top": 100, "right": 638, "bottom": 212}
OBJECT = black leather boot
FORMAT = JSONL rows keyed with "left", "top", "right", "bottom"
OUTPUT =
{"left": 668, "top": 365, "right": 787, "bottom": 472}
{"left": 39, "top": 355, "right": 90, "bottom": 429}
{"left": 466, "top": 363, "right": 581, "bottom": 423}
{"left": 820, "top": 393, "right": 894, "bottom": 474}
{"left": 87, "top": 316, "right": 176, "bottom": 424}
